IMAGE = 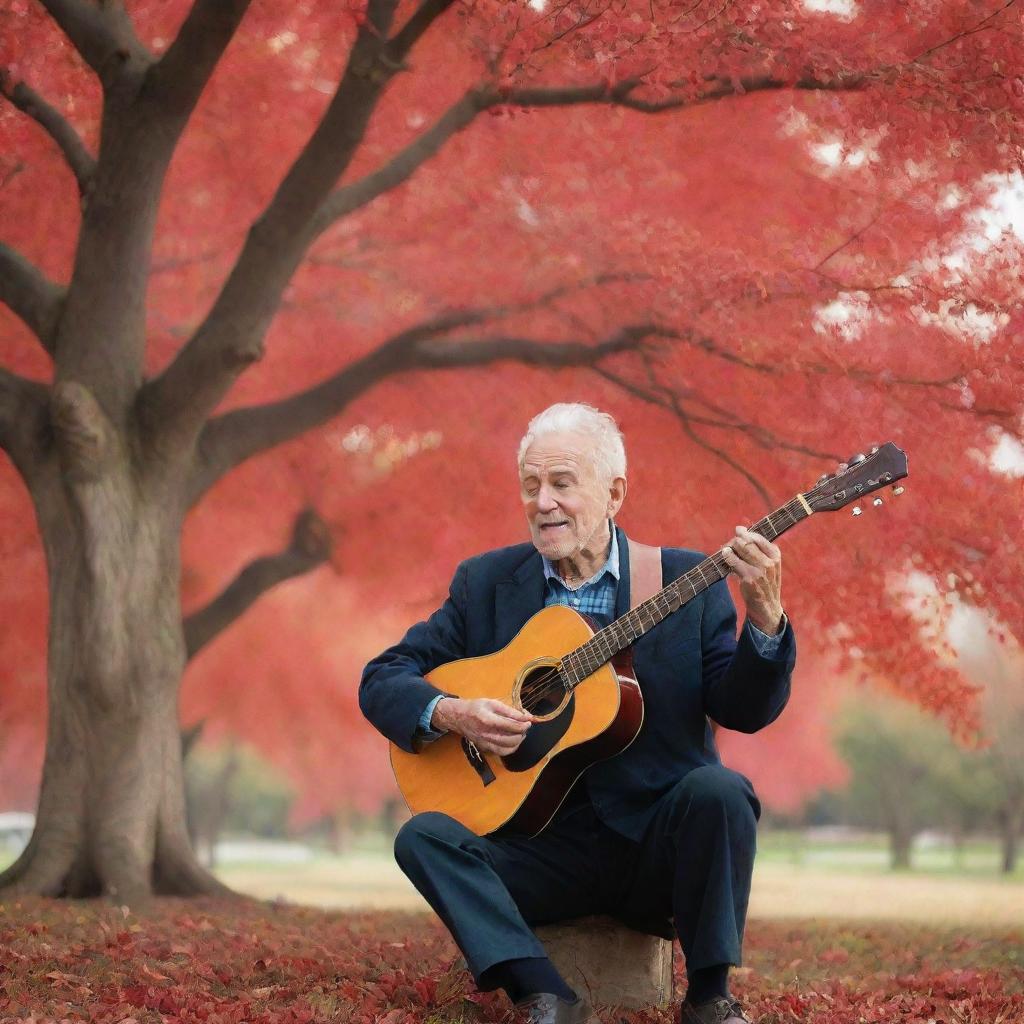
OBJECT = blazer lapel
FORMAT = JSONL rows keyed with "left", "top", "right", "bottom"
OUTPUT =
{"left": 494, "top": 549, "right": 545, "bottom": 648}
{"left": 493, "top": 525, "right": 631, "bottom": 648}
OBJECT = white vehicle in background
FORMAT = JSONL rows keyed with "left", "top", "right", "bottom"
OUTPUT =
{"left": 0, "top": 812, "right": 34, "bottom": 856}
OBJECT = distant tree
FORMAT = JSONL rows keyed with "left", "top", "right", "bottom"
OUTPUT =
{"left": 837, "top": 694, "right": 964, "bottom": 869}
{"left": 953, "top": 616, "right": 1024, "bottom": 874}
{"left": 185, "top": 740, "right": 295, "bottom": 865}
{"left": 927, "top": 729, "right": 1001, "bottom": 867}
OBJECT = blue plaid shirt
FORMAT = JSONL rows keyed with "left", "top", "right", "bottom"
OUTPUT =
{"left": 541, "top": 526, "right": 620, "bottom": 626}
{"left": 417, "top": 529, "right": 783, "bottom": 738}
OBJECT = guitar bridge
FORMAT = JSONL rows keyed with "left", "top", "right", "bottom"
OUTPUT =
{"left": 462, "top": 738, "right": 496, "bottom": 787}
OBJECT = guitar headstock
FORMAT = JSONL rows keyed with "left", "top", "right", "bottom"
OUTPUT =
{"left": 806, "top": 442, "right": 908, "bottom": 514}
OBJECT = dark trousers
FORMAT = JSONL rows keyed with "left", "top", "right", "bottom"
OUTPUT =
{"left": 394, "top": 764, "right": 760, "bottom": 985}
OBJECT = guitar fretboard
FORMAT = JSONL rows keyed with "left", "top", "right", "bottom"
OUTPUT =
{"left": 558, "top": 495, "right": 811, "bottom": 688}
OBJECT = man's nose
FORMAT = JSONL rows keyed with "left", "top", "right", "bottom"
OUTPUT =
{"left": 536, "top": 486, "right": 558, "bottom": 512}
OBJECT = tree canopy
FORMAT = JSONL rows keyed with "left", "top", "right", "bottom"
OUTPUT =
{"left": 2, "top": 0, "right": 1022, "bottom": 828}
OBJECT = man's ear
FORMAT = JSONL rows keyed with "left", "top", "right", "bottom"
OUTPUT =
{"left": 608, "top": 476, "right": 627, "bottom": 518}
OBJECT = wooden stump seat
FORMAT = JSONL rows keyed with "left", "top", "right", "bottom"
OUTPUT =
{"left": 534, "top": 915, "right": 675, "bottom": 1009}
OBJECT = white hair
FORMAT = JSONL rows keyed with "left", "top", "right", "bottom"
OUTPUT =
{"left": 517, "top": 403, "right": 627, "bottom": 483}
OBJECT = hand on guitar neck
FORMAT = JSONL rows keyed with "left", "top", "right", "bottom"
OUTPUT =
{"left": 720, "top": 525, "right": 784, "bottom": 636}
{"left": 432, "top": 697, "right": 542, "bottom": 756}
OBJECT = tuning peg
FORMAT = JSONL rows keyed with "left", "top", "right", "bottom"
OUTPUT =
{"left": 849, "top": 453, "right": 866, "bottom": 465}
{"left": 852, "top": 506, "right": 862, "bottom": 516}
{"left": 892, "top": 485, "right": 905, "bottom": 496}
{"left": 873, "top": 497, "right": 883, "bottom": 506}
{"left": 870, "top": 445, "right": 879, "bottom": 454}
{"left": 817, "top": 473, "right": 830, "bottom": 484}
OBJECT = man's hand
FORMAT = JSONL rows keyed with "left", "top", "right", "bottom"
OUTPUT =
{"left": 432, "top": 697, "right": 539, "bottom": 755}
{"left": 720, "top": 526, "right": 784, "bottom": 635}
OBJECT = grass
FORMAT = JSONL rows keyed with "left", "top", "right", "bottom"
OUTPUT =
{"left": 3, "top": 831, "right": 1023, "bottom": 928}
{"left": 757, "top": 831, "right": 1023, "bottom": 879}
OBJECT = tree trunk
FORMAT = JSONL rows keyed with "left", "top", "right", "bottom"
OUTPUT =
{"left": 950, "top": 823, "right": 967, "bottom": 870}
{"left": 1002, "top": 828, "right": 1018, "bottom": 874}
{"left": 1000, "top": 797, "right": 1023, "bottom": 875}
{"left": 0, "top": 438, "right": 233, "bottom": 903}
{"left": 889, "top": 822, "right": 915, "bottom": 870}
{"left": 191, "top": 744, "right": 241, "bottom": 870}
{"left": 330, "top": 806, "right": 352, "bottom": 856}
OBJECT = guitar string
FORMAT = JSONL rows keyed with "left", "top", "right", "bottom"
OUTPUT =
{"left": 468, "top": 470, "right": 893, "bottom": 767}
{"left": 508, "top": 495, "right": 812, "bottom": 713}
{"left": 518, "top": 667, "right": 561, "bottom": 712}
{"left": 517, "top": 543, "right": 747, "bottom": 709}
{"left": 488, "top": 471, "right": 884, "bottom": 720}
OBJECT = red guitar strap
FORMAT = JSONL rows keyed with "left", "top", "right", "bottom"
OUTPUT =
{"left": 627, "top": 538, "right": 662, "bottom": 607}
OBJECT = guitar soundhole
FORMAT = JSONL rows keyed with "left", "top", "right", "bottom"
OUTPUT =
{"left": 519, "top": 665, "right": 566, "bottom": 717}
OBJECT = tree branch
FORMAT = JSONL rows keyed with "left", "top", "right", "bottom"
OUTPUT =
{"left": 187, "top": 323, "right": 659, "bottom": 504}
{"left": 183, "top": 508, "right": 332, "bottom": 660}
{"left": 0, "top": 75, "right": 95, "bottom": 197}
{"left": 813, "top": 207, "right": 889, "bottom": 272}
{"left": 499, "top": 70, "right": 867, "bottom": 114}
{"left": 601, "top": 355, "right": 775, "bottom": 504}
{"left": 911, "top": 0, "right": 1018, "bottom": 65}
{"left": 0, "top": 242, "right": 65, "bottom": 355}
{"left": 311, "top": 86, "right": 488, "bottom": 233}
{"left": 37, "top": 0, "right": 148, "bottom": 83}
{"left": 386, "top": 0, "right": 457, "bottom": 63}
{"left": 141, "top": 10, "right": 405, "bottom": 452}
{"left": 596, "top": 362, "right": 839, "bottom": 459}
{"left": 314, "top": 67, "right": 871, "bottom": 231}
{"left": 147, "top": 59, "right": 866, "bottom": 461}
{"left": 667, "top": 322, "right": 975, "bottom": 394}
{"left": 144, "top": 0, "right": 254, "bottom": 122}
{"left": 0, "top": 367, "right": 50, "bottom": 482}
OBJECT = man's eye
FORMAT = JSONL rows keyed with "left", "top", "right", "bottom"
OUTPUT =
{"left": 555, "top": 481, "right": 570, "bottom": 489}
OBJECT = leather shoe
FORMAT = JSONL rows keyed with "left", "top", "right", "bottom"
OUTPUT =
{"left": 680, "top": 995, "right": 752, "bottom": 1024}
{"left": 514, "top": 992, "right": 595, "bottom": 1023}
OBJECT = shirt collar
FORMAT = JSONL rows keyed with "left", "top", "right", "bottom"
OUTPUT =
{"left": 541, "top": 523, "right": 620, "bottom": 587}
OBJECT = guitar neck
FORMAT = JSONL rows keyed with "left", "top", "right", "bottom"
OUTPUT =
{"left": 559, "top": 493, "right": 812, "bottom": 688}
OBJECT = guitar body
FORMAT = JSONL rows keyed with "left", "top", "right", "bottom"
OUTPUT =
{"left": 389, "top": 604, "right": 644, "bottom": 837}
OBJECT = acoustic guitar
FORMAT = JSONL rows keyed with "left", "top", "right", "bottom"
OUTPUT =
{"left": 390, "top": 443, "right": 908, "bottom": 837}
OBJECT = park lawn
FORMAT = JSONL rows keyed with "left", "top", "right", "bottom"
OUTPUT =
{"left": 0, "top": 898, "right": 1021, "bottom": 1024}
{"left": 756, "top": 832, "right": 1024, "bottom": 880}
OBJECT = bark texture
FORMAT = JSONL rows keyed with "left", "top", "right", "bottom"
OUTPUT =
{"left": 0, "top": 387, "right": 231, "bottom": 901}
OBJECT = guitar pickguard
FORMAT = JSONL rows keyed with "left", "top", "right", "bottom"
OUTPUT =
{"left": 501, "top": 694, "right": 576, "bottom": 772}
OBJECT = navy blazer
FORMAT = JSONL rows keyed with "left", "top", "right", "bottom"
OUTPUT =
{"left": 359, "top": 525, "right": 796, "bottom": 841}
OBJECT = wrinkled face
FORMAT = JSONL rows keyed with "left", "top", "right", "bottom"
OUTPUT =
{"left": 519, "top": 430, "right": 625, "bottom": 563}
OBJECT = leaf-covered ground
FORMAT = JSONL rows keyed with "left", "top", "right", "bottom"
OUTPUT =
{"left": 1, "top": 898, "right": 1021, "bottom": 1024}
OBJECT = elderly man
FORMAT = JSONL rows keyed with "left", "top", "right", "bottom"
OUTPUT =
{"left": 360, "top": 403, "right": 795, "bottom": 1024}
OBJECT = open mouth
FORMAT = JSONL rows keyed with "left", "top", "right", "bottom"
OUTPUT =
{"left": 539, "top": 521, "right": 570, "bottom": 531}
